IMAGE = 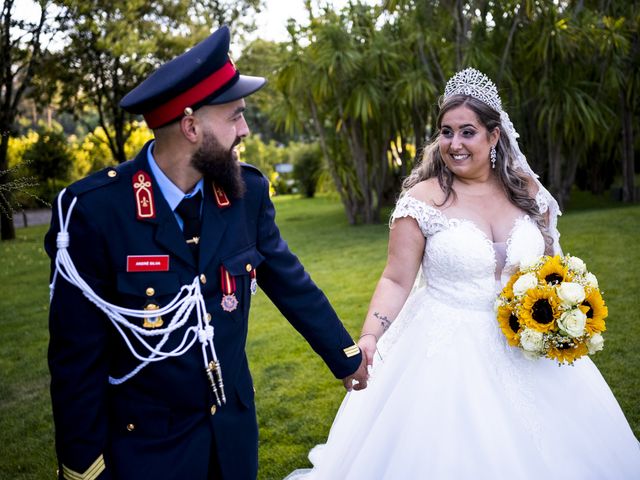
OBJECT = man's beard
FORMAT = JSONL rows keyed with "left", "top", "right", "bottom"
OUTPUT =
{"left": 190, "top": 131, "right": 246, "bottom": 198}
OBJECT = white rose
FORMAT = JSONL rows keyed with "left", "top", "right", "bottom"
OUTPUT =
{"left": 557, "top": 309, "right": 587, "bottom": 338}
{"left": 522, "top": 350, "right": 541, "bottom": 361}
{"left": 519, "top": 255, "right": 540, "bottom": 271}
{"left": 567, "top": 256, "right": 587, "bottom": 274}
{"left": 513, "top": 273, "right": 538, "bottom": 297}
{"left": 556, "top": 282, "right": 585, "bottom": 307}
{"left": 587, "top": 333, "right": 605, "bottom": 354}
{"left": 584, "top": 272, "right": 599, "bottom": 289}
{"left": 520, "top": 328, "right": 544, "bottom": 352}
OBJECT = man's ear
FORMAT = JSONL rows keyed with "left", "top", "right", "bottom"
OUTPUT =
{"left": 180, "top": 114, "right": 199, "bottom": 143}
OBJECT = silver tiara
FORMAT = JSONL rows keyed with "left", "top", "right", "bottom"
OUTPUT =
{"left": 444, "top": 68, "right": 502, "bottom": 113}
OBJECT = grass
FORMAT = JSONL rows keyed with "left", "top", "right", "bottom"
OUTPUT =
{"left": 0, "top": 193, "right": 638, "bottom": 479}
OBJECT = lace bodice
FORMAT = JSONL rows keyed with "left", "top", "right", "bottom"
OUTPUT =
{"left": 391, "top": 195, "right": 545, "bottom": 310}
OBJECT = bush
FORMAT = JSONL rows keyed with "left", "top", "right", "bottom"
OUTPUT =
{"left": 70, "top": 122, "right": 152, "bottom": 181}
{"left": 291, "top": 143, "right": 323, "bottom": 198}
{"left": 21, "top": 124, "right": 73, "bottom": 204}
{"left": 240, "top": 135, "right": 287, "bottom": 179}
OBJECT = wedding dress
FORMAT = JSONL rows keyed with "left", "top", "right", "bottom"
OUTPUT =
{"left": 286, "top": 194, "right": 640, "bottom": 480}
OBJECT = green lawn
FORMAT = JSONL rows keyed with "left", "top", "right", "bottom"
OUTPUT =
{"left": 0, "top": 194, "right": 638, "bottom": 480}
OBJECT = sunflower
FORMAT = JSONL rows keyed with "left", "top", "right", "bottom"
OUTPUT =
{"left": 520, "top": 286, "right": 560, "bottom": 333}
{"left": 546, "top": 338, "right": 589, "bottom": 365}
{"left": 497, "top": 304, "right": 521, "bottom": 346}
{"left": 500, "top": 272, "right": 521, "bottom": 300}
{"left": 582, "top": 288, "right": 608, "bottom": 335}
{"left": 536, "top": 255, "right": 570, "bottom": 286}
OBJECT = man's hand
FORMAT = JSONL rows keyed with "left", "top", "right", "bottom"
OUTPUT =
{"left": 342, "top": 356, "right": 369, "bottom": 391}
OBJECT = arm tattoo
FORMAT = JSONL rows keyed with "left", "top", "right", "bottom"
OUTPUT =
{"left": 374, "top": 311, "right": 391, "bottom": 331}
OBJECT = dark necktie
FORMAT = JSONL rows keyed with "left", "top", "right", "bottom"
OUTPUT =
{"left": 175, "top": 191, "right": 202, "bottom": 260}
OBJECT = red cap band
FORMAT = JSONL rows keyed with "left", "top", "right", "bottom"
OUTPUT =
{"left": 144, "top": 61, "right": 237, "bottom": 128}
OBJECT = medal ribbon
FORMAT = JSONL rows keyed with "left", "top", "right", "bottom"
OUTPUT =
{"left": 220, "top": 266, "right": 236, "bottom": 296}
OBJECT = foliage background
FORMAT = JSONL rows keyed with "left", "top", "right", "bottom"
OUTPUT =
{"left": 1, "top": 0, "right": 639, "bottom": 478}
{"left": 2, "top": 0, "right": 639, "bottom": 236}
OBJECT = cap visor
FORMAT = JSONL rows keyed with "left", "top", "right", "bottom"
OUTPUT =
{"left": 208, "top": 75, "right": 267, "bottom": 105}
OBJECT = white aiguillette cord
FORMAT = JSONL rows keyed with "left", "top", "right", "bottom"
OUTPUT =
{"left": 49, "top": 188, "right": 226, "bottom": 406}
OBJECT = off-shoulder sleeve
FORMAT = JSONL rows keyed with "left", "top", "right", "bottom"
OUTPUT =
{"left": 390, "top": 195, "right": 448, "bottom": 237}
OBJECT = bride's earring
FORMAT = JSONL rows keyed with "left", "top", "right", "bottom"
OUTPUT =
{"left": 490, "top": 145, "right": 497, "bottom": 169}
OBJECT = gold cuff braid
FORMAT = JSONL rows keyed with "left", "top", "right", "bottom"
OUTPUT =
{"left": 62, "top": 454, "right": 105, "bottom": 480}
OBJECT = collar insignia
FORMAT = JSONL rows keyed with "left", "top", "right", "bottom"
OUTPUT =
{"left": 213, "top": 183, "right": 230, "bottom": 208}
{"left": 133, "top": 170, "right": 156, "bottom": 219}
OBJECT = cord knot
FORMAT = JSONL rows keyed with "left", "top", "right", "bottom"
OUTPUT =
{"left": 56, "top": 232, "right": 70, "bottom": 249}
{"left": 198, "top": 325, "right": 214, "bottom": 344}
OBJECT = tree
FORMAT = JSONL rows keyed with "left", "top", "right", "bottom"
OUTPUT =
{"left": 238, "top": 37, "right": 295, "bottom": 144}
{"left": 22, "top": 122, "right": 73, "bottom": 201}
{"left": 591, "top": 5, "right": 640, "bottom": 203}
{"left": 0, "top": 0, "right": 65, "bottom": 240}
{"left": 274, "top": 3, "right": 410, "bottom": 224}
{"left": 50, "top": 0, "right": 263, "bottom": 165}
{"left": 386, "top": 0, "right": 627, "bottom": 210}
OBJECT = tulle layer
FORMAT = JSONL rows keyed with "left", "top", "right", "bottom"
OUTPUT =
{"left": 287, "top": 291, "right": 640, "bottom": 480}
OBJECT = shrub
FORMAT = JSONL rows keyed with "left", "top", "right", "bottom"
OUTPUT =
{"left": 291, "top": 143, "right": 323, "bottom": 198}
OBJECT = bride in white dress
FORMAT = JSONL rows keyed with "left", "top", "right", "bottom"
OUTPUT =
{"left": 286, "top": 69, "right": 640, "bottom": 479}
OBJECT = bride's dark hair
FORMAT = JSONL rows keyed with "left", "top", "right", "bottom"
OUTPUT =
{"left": 402, "top": 94, "right": 553, "bottom": 252}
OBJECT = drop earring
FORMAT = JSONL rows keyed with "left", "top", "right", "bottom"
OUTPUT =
{"left": 490, "top": 145, "right": 497, "bottom": 169}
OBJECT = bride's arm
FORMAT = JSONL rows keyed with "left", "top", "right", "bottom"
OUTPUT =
{"left": 358, "top": 216, "right": 425, "bottom": 367}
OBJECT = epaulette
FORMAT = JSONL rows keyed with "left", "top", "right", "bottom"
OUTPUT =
{"left": 240, "top": 162, "right": 265, "bottom": 178}
{"left": 66, "top": 165, "right": 123, "bottom": 196}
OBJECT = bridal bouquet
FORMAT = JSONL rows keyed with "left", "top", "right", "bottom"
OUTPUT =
{"left": 496, "top": 255, "right": 608, "bottom": 365}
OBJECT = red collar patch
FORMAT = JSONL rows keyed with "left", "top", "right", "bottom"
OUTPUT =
{"left": 133, "top": 170, "right": 156, "bottom": 219}
{"left": 213, "top": 183, "right": 231, "bottom": 208}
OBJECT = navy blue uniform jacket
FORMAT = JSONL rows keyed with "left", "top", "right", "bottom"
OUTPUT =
{"left": 45, "top": 142, "right": 362, "bottom": 480}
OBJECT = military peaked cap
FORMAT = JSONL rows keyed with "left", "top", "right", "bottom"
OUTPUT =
{"left": 120, "top": 26, "right": 266, "bottom": 129}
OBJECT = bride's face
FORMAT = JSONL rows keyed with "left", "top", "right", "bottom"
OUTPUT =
{"left": 438, "top": 105, "right": 499, "bottom": 180}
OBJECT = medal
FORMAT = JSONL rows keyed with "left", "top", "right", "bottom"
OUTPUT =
{"left": 220, "top": 266, "right": 238, "bottom": 312}
{"left": 142, "top": 303, "right": 164, "bottom": 328}
{"left": 250, "top": 268, "right": 257, "bottom": 295}
{"left": 221, "top": 293, "right": 238, "bottom": 312}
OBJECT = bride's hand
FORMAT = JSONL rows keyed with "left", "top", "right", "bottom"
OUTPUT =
{"left": 358, "top": 334, "right": 378, "bottom": 368}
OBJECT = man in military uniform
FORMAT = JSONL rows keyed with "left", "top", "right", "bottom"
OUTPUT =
{"left": 45, "top": 26, "right": 367, "bottom": 480}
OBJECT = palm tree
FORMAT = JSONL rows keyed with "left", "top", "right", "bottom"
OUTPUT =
{"left": 273, "top": 3, "right": 405, "bottom": 223}
{"left": 513, "top": 2, "right": 611, "bottom": 209}
{"left": 591, "top": 7, "right": 639, "bottom": 202}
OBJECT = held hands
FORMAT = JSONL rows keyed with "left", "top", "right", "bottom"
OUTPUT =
{"left": 342, "top": 356, "right": 369, "bottom": 391}
{"left": 341, "top": 333, "right": 378, "bottom": 392}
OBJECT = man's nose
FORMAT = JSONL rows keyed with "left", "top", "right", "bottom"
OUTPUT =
{"left": 237, "top": 116, "right": 250, "bottom": 138}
